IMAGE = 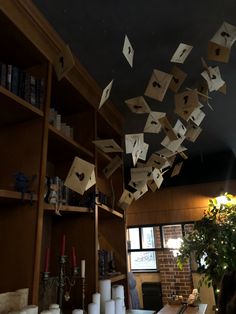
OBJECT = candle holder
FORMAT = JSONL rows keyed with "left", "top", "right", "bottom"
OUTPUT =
{"left": 81, "top": 277, "right": 87, "bottom": 314}
{"left": 41, "top": 255, "right": 80, "bottom": 310}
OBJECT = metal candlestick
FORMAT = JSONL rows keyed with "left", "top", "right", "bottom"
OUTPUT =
{"left": 81, "top": 277, "right": 86, "bottom": 314}
{"left": 41, "top": 256, "right": 79, "bottom": 310}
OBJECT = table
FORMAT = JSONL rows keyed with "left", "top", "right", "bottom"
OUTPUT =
{"left": 157, "top": 304, "right": 207, "bottom": 314}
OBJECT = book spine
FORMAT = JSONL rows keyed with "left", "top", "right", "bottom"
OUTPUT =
{"left": 11, "top": 66, "right": 20, "bottom": 95}
{"left": 18, "top": 70, "right": 26, "bottom": 99}
{"left": 30, "top": 75, "right": 36, "bottom": 106}
{"left": 24, "top": 72, "right": 31, "bottom": 103}
{"left": 0, "top": 63, "right": 7, "bottom": 88}
{"left": 6, "top": 64, "right": 12, "bottom": 91}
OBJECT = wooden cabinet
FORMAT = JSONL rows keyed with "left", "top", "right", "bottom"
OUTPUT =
{"left": 0, "top": 1, "right": 127, "bottom": 312}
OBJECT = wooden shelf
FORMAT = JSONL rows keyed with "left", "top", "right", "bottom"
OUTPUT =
{"left": 100, "top": 273, "right": 126, "bottom": 283}
{"left": 0, "top": 86, "right": 44, "bottom": 126}
{"left": 44, "top": 203, "right": 91, "bottom": 213}
{"left": 48, "top": 124, "right": 94, "bottom": 161}
{"left": 0, "top": 189, "right": 37, "bottom": 202}
{"left": 98, "top": 203, "right": 124, "bottom": 219}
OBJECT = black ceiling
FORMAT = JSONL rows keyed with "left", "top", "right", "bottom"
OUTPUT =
{"left": 33, "top": 0, "right": 236, "bottom": 185}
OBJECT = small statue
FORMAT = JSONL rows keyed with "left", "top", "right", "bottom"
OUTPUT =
{"left": 14, "top": 172, "right": 37, "bottom": 203}
{"left": 187, "top": 288, "right": 199, "bottom": 306}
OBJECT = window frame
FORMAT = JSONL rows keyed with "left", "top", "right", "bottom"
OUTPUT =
{"left": 127, "top": 221, "right": 194, "bottom": 272}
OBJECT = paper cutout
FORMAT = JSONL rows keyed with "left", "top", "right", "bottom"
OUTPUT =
{"left": 147, "top": 168, "right": 164, "bottom": 191}
{"left": 99, "top": 80, "right": 114, "bottom": 109}
{"left": 122, "top": 35, "right": 134, "bottom": 67}
{"left": 125, "top": 133, "right": 144, "bottom": 154}
{"left": 53, "top": 44, "right": 75, "bottom": 80}
{"left": 118, "top": 189, "right": 134, "bottom": 210}
{"left": 128, "top": 179, "right": 146, "bottom": 191}
{"left": 133, "top": 184, "right": 148, "bottom": 200}
{"left": 64, "top": 157, "right": 95, "bottom": 195}
{"left": 161, "top": 135, "right": 185, "bottom": 153}
{"left": 156, "top": 147, "right": 177, "bottom": 158}
{"left": 170, "top": 43, "right": 193, "bottom": 63}
{"left": 125, "top": 96, "right": 150, "bottom": 113}
{"left": 132, "top": 145, "right": 142, "bottom": 167}
{"left": 197, "top": 80, "right": 209, "bottom": 103}
{"left": 179, "top": 151, "right": 188, "bottom": 160}
{"left": 219, "top": 83, "right": 227, "bottom": 95}
{"left": 208, "top": 41, "right": 231, "bottom": 63}
{"left": 144, "top": 111, "right": 166, "bottom": 134}
{"left": 93, "top": 139, "right": 123, "bottom": 153}
{"left": 158, "top": 116, "right": 178, "bottom": 141}
{"left": 171, "top": 161, "right": 183, "bottom": 177}
{"left": 144, "top": 69, "right": 173, "bottom": 102}
{"left": 146, "top": 153, "right": 169, "bottom": 170}
{"left": 169, "top": 66, "right": 188, "bottom": 92}
{"left": 139, "top": 142, "right": 149, "bottom": 161}
{"left": 130, "top": 166, "right": 153, "bottom": 182}
{"left": 211, "top": 22, "right": 236, "bottom": 48}
{"left": 189, "top": 107, "right": 205, "bottom": 126}
{"left": 174, "top": 89, "right": 199, "bottom": 121}
{"left": 201, "top": 66, "right": 225, "bottom": 92}
{"left": 173, "top": 119, "right": 187, "bottom": 138}
{"left": 185, "top": 123, "right": 202, "bottom": 142}
{"left": 103, "top": 155, "right": 122, "bottom": 178}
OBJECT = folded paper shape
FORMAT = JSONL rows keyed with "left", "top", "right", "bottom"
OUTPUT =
{"left": 53, "top": 44, "right": 75, "bottom": 80}
{"left": 99, "top": 80, "right": 114, "bottom": 109}
{"left": 146, "top": 153, "right": 169, "bottom": 170}
{"left": 125, "top": 96, "right": 150, "bottom": 113}
{"left": 128, "top": 179, "right": 146, "bottom": 191}
{"left": 118, "top": 189, "right": 134, "bottom": 210}
{"left": 64, "top": 157, "right": 96, "bottom": 195}
{"left": 171, "top": 161, "right": 183, "bottom": 177}
{"left": 144, "top": 69, "right": 172, "bottom": 102}
{"left": 201, "top": 66, "right": 225, "bottom": 92}
{"left": 130, "top": 166, "right": 153, "bottom": 182}
{"left": 158, "top": 116, "right": 178, "bottom": 141}
{"left": 197, "top": 80, "right": 209, "bottom": 103}
{"left": 174, "top": 89, "right": 199, "bottom": 120}
{"left": 169, "top": 66, "right": 187, "bottom": 92}
{"left": 147, "top": 168, "right": 164, "bottom": 191}
{"left": 139, "top": 142, "right": 149, "bottom": 161}
{"left": 185, "top": 123, "right": 202, "bottom": 142}
{"left": 161, "top": 135, "right": 185, "bottom": 153}
{"left": 173, "top": 119, "right": 187, "bottom": 138}
{"left": 211, "top": 22, "right": 236, "bottom": 48}
{"left": 207, "top": 41, "right": 231, "bottom": 63}
{"left": 170, "top": 43, "right": 193, "bottom": 63}
{"left": 219, "top": 83, "right": 227, "bottom": 94}
{"left": 144, "top": 111, "right": 166, "bottom": 134}
{"left": 156, "top": 147, "right": 177, "bottom": 158}
{"left": 133, "top": 184, "right": 148, "bottom": 200}
{"left": 93, "top": 139, "right": 123, "bottom": 153}
{"left": 103, "top": 155, "right": 123, "bottom": 178}
{"left": 125, "top": 133, "right": 144, "bottom": 154}
{"left": 189, "top": 107, "right": 205, "bottom": 126}
{"left": 123, "top": 35, "right": 134, "bottom": 67}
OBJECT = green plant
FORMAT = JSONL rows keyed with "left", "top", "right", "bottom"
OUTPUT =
{"left": 177, "top": 193, "right": 236, "bottom": 289}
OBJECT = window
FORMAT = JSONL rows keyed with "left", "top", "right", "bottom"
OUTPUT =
{"left": 127, "top": 226, "right": 161, "bottom": 271}
{"left": 127, "top": 222, "right": 194, "bottom": 271}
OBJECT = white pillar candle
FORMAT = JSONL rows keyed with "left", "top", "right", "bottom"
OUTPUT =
{"left": 99, "top": 279, "right": 111, "bottom": 314}
{"left": 22, "top": 305, "right": 39, "bottom": 314}
{"left": 81, "top": 259, "right": 85, "bottom": 278}
{"left": 112, "top": 285, "right": 125, "bottom": 306}
{"left": 115, "top": 298, "right": 123, "bottom": 314}
{"left": 92, "top": 292, "right": 100, "bottom": 314}
{"left": 88, "top": 302, "right": 98, "bottom": 314}
{"left": 122, "top": 306, "right": 126, "bottom": 314}
{"left": 72, "top": 310, "right": 83, "bottom": 314}
{"left": 49, "top": 304, "right": 60, "bottom": 314}
{"left": 105, "top": 300, "right": 115, "bottom": 314}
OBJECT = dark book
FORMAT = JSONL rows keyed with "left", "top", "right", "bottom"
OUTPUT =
{"left": 24, "top": 72, "right": 31, "bottom": 103}
{"left": 39, "top": 78, "right": 45, "bottom": 107}
{"left": 11, "top": 66, "right": 20, "bottom": 95}
{"left": 0, "top": 63, "right": 7, "bottom": 88}
{"left": 6, "top": 64, "right": 12, "bottom": 90}
{"left": 18, "top": 70, "right": 26, "bottom": 99}
{"left": 30, "top": 75, "right": 36, "bottom": 106}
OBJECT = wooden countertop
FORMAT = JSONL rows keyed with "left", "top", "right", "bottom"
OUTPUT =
{"left": 126, "top": 310, "right": 155, "bottom": 314}
{"left": 157, "top": 303, "right": 207, "bottom": 314}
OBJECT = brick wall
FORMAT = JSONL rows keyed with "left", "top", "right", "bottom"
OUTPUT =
{"left": 157, "top": 250, "right": 193, "bottom": 305}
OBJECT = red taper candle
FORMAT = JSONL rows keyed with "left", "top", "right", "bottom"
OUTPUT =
{"left": 60, "top": 234, "right": 66, "bottom": 256}
{"left": 71, "top": 246, "right": 77, "bottom": 268}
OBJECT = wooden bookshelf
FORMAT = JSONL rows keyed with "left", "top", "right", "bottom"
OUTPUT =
{"left": 98, "top": 203, "right": 124, "bottom": 219}
{"left": 0, "top": 189, "right": 37, "bottom": 202}
{"left": 44, "top": 203, "right": 91, "bottom": 213}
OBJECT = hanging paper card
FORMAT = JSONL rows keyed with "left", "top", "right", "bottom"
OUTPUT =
{"left": 144, "top": 111, "right": 166, "bottom": 134}
{"left": 53, "top": 44, "right": 75, "bottom": 80}
{"left": 125, "top": 133, "right": 144, "bottom": 154}
{"left": 185, "top": 123, "right": 202, "bottom": 142}
{"left": 156, "top": 147, "right": 177, "bottom": 158}
{"left": 171, "top": 162, "right": 183, "bottom": 177}
{"left": 93, "top": 139, "right": 123, "bottom": 153}
{"left": 64, "top": 157, "right": 95, "bottom": 195}
{"left": 211, "top": 22, "right": 236, "bottom": 48}
{"left": 144, "top": 69, "right": 172, "bottom": 102}
{"left": 147, "top": 168, "right": 164, "bottom": 191}
{"left": 169, "top": 66, "right": 187, "bottom": 92}
{"left": 170, "top": 43, "right": 193, "bottom": 63}
{"left": 139, "top": 142, "right": 149, "bottom": 161}
{"left": 189, "top": 107, "right": 205, "bottom": 126}
{"left": 118, "top": 189, "right": 134, "bottom": 210}
{"left": 125, "top": 96, "right": 150, "bottom": 113}
{"left": 201, "top": 66, "right": 225, "bottom": 92}
{"left": 103, "top": 155, "right": 122, "bottom": 178}
{"left": 130, "top": 166, "right": 153, "bottom": 183}
{"left": 146, "top": 153, "right": 169, "bottom": 170}
{"left": 208, "top": 41, "right": 231, "bottom": 63}
{"left": 133, "top": 184, "right": 148, "bottom": 200}
{"left": 158, "top": 116, "right": 178, "bottom": 141}
{"left": 161, "top": 136, "right": 185, "bottom": 153}
{"left": 173, "top": 119, "right": 187, "bottom": 138}
{"left": 122, "top": 35, "right": 134, "bottom": 67}
{"left": 99, "top": 80, "right": 114, "bottom": 109}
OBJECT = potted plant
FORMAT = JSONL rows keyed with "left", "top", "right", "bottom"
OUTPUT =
{"left": 177, "top": 193, "right": 236, "bottom": 300}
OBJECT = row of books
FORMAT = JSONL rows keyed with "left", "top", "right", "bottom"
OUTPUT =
{"left": 0, "top": 62, "right": 45, "bottom": 109}
{"left": 49, "top": 108, "right": 74, "bottom": 138}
